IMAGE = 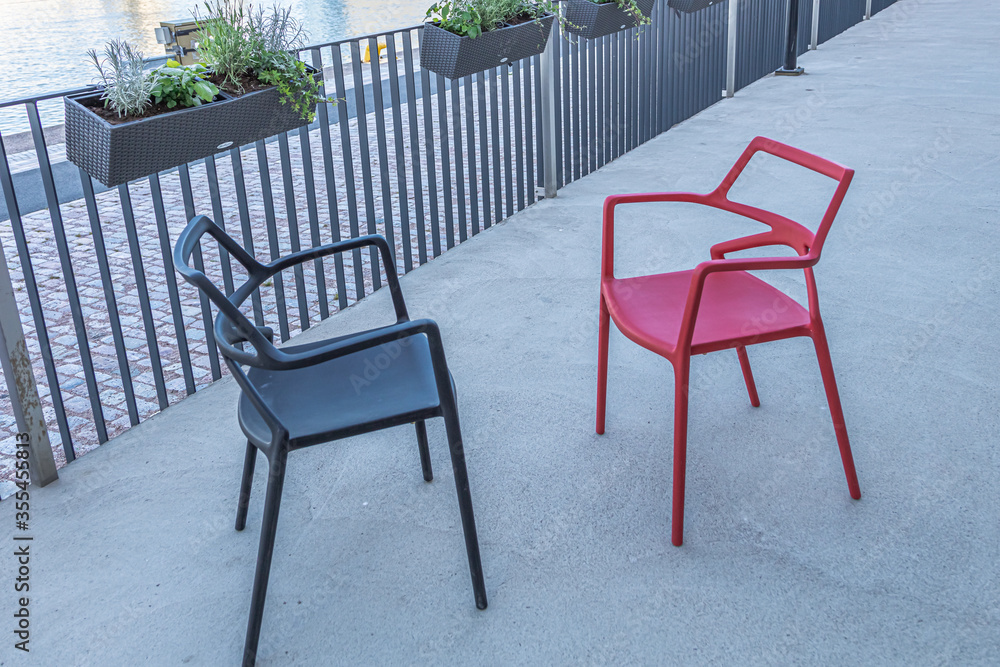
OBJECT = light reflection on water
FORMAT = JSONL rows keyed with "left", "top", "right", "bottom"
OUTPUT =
{"left": 0, "top": 0, "right": 426, "bottom": 134}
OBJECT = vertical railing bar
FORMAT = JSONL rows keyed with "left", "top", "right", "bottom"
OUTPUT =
{"left": 571, "top": 33, "right": 581, "bottom": 183}
{"left": 276, "top": 134, "right": 312, "bottom": 331}
{"left": 512, "top": 61, "right": 525, "bottom": 212}
{"left": 435, "top": 73, "right": 455, "bottom": 251}
{"left": 178, "top": 164, "right": 222, "bottom": 381}
{"left": 118, "top": 184, "right": 169, "bottom": 411}
{"left": 654, "top": 4, "right": 664, "bottom": 134}
{"left": 500, "top": 65, "right": 513, "bottom": 218}
{"left": 476, "top": 71, "right": 492, "bottom": 226}
{"left": 0, "top": 132, "right": 75, "bottom": 458}
{"left": 727, "top": 0, "right": 738, "bottom": 97}
{"left": 596, "top": 34, "right": 605, "bottom": 168}
{"left": 26, "top": 103, "right": 108, "bottom": 444}
{"left": 525, "top": 55, "right": 538, "bottom": 204}
{"left": 330, "top": 46, "right": 366, "bottom": 300}
{"left": 489, "top": 68, "right": 502, "bottom": 225}
{"left": 558, "top": 32, "right": 569, "bottom": 187}
{"left": 417, "top": 30, "right": 442, "bottom": 259}
{"left": 641, "top": 20, "right": 652, "bottom": 144}
{"left": 402, "top": 31, "right": 428, "bottom": 266}
{"left": 586, "top": 34, "right": 596, "bottom": 174}
{"left": 296, "top": 122, "right": 331, "bottom": 320}
{"left": 311, "top": 48, "right": 348, "bottom": 313}
{"left": 464, "top": 74, "right": 480, "bottom": 236}
{"left": 811, "top": 0, "right": 820, "bottom": 49}
{"left": 229, "top": 148, "right": 266, "bottom": 325}
{"left": 0, "top": 217, "right": 58, "bottom": 486}
{"left": 253, "top": 141, "right": 292, "bottom": 341}
{"left": 618, "top": 31, "right": 626, "bottom": 159}
{"left": 368, "top": 37, "right": 399, "bottom": 274}
{"left": 385, "top": 34, "right": 413, "bottom": 273}
{"left": 533, "top": 53, "right": 544, "bottom": 192}
{"left": 631, "top": 26, "right": 640, "bottom": 150}
{"left": 450, "top": 75, "right": 467, "bottom": 244}
{"left": 204, "top": 156, "right": 236, "bottom": 296}
{"left": 350, "top": 41, "right": 383, "bottom": 290}
{"left": 148, "top": 172, "right": 197, "bottom": 395}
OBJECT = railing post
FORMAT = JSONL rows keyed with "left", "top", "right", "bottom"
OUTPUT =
{"left": 865, "top": 0, "right": 872, "bottom": 20}
{"left": 811, "top": 0, "right": 821, "bottom": 49}
{"left": 726, "top": 0, "right": 738, "bottom": 98}
{"left": 539, "top": 15, "right": 559, "bottom": 199}
{"left": 0, "top": 243, "right": 58, "bottom": 488}
{"left": 776, "top": 0, "right": 804, "bottom": 75}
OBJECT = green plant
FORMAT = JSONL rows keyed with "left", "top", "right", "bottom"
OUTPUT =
{"left": 86, "top": 39, "right": 155, "bottom": 118}
{"left": 150, "top": 60, "right": 220, "bottom": 109}
{"left": 592, "top": 0, "right": 652, "bottom": 28}
{"left": 425, "top": 0, "right": 559, "bottom": 38}
{"left": 194, "top": 0, "right": 258, "bottom": 90}
{"left": 195, "top": 0, "right": 330, "bottom": 122}
{"left": 257, "top": 59, "right": 326, "bottom": 123}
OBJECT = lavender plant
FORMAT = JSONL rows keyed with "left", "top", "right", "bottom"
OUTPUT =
{"left": 86, "top": 40, "right": 155, "bottom": 118}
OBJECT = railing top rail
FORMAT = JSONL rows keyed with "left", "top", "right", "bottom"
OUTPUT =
{"left": 0, "top": 85, "right": 100, "bottom": 111}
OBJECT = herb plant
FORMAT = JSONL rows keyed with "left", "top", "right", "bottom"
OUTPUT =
{"left": 195, "top": 0, "right": 330, "bottom": 122}
{"left": 150, "top": 60, "right": 220, "bottom": 109}
{"left": 425, "top": 0, "right": 559, "bottom": 39}
{"left": 86, "top": 39, "right": 155, "bottom": 118}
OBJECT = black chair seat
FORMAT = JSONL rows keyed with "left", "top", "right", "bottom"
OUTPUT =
{"left": 239, "top": 334, "right": 441, "bottom": 448}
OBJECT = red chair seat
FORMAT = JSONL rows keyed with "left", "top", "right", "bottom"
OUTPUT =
{"left": 604, "top": 270, "right": 810, "bottom": 357}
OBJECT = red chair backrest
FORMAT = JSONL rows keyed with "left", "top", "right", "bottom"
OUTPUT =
{"left": 707, "top": 137, "right": 855, "bottom": 259}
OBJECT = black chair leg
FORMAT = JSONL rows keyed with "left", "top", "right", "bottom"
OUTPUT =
{"left": 242, "top": 450, "right": 287, "bottom": 667}
{"left": 236, "top": 440, "right": 257, "bottom": 531}
{"left": 415, "top": 420, "right": 433, "bottom": 482}
{"left": 441, "top": 402, "right": 488, "bottom": 610}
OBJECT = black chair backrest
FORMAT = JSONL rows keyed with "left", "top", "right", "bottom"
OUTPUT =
{"left": 173, "top": 215, "right": 280, "bottom": 369}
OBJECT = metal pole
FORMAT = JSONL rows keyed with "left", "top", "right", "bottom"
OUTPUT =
{"left": 0, "top": 243, "right": 58, "bottom": 487}
{"left": 811, "top": 0, "right": 821, "bottom": 50}
{"left": 726, "top": 0, "right": 738, "bottom": 98}
{"left": 865, "top": 0, "right": 872, "bottom": 20}
{"left": 539, "top": 17, "right": 559, "bottom": 199}
{"left": 775, "top": 0, "right": 804, "bottom": 75}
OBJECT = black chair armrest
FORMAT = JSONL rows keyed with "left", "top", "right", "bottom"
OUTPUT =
{"left": 265, "top": 235, "right": 408, "bottom": 322}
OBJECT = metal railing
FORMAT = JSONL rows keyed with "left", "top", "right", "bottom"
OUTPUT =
{"left": 0, "top": 0, "right": 900, "bottom": 495}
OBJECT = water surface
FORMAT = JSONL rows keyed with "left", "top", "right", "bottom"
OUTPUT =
{"left": 0, "top": 0, "right": 427, "bottom": 133}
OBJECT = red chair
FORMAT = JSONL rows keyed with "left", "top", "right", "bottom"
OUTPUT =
{"left": 596, "top": 137, "right": 861, "bottom": 547}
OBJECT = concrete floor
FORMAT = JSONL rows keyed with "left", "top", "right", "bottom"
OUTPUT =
{"left": 3, "top": 0, "right": 999, "bottom": 664}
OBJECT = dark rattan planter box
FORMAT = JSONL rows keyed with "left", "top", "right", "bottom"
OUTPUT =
{"left": 564, "top": 0, "right": 656, "bottom": 39}
{"left": 667, "top": 0, "right": 722, "bottom": 12}
{"left": 65, "top": 67, "right": 319, "bottom": 187}
{"left": 420, "top": 15, "right": 555, "bottom": 80}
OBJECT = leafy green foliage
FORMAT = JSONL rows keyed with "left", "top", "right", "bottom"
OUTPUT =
{"left": 150, "top": 60, "right": 220, "bottom": 109}
{"left": 425, "top": 0, "right": 559, "bottom": 38}
{"left": 195, "top": 0, "right": 331, "bottom": 121}
{"left": 592, "top": 0, "right": 652, "bottom": 28}
{"left": 86, "top": 39, "right": 155, "bottom": 118}
{"left": 258, "top": 59, "right": 326, "bottom": 124}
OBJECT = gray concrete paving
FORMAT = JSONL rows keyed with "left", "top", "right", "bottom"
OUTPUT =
{"left": 3, "top": 0, "right": 998, "bottom": 664}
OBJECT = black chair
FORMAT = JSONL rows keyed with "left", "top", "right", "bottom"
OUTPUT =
{"left": 173, "top": 216, "right": 487, "bottom": 666}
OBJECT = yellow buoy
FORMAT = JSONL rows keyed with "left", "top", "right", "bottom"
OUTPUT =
{"left": 362, "top": 42, "right": 388, "bottom": 63}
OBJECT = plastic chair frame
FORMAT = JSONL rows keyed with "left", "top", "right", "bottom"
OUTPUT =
{"left": 175, "top": 216, "right": 487, "bottom": 666}
{"left": 596, "top": 137, "right": 862, "bottom": 547}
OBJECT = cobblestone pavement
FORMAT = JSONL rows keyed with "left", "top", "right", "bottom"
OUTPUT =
{"left": 0, "top": 69, "right": 538, "bottom": 498}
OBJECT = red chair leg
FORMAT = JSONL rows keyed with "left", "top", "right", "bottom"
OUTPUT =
{"left": 596, "top": 295, "right": 610, "bottom": 435}
{"left": 812, "top": 329, "right": 861, "bottom": 500}
{"left": 671, "top": 357, "right": 691, "bottom": 547}
{"left": 736, "top": 346, "right": 761, "bottom": 407}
